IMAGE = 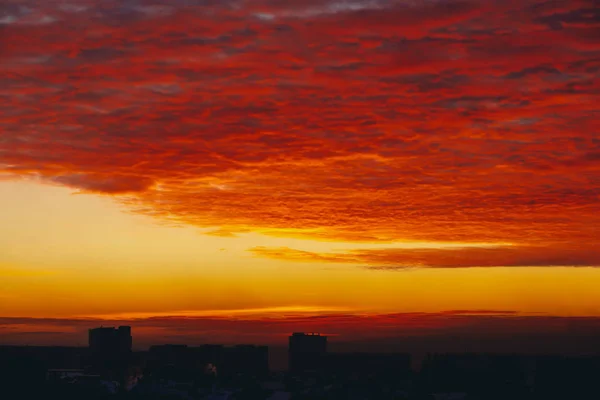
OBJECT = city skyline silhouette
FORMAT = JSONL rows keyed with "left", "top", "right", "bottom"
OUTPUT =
{"left": 1, "top": 0, "right": 599, "bottom": 398}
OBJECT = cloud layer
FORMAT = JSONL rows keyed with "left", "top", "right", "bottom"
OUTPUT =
{"left": 1, "top": 0, "right": 599, "bottom": 265}
{"left": 250, "top": 244, "right": 600, "bottom": 269}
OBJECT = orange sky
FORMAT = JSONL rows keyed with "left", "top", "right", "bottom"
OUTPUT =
{"left": 0, "top": 0, "right": 599, "bottom": 346}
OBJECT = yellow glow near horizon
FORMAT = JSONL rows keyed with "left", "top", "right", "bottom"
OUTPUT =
{"left": 1, "top": 180, "right": 600, "bottom": 320}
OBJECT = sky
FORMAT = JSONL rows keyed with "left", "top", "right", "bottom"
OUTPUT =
{"left": 0, "top": 0, "right": 599, "bottom": 349}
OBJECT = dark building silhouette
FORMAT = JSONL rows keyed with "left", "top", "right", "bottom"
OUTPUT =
{"left": 147, "top": 343, "right": 269, "bottom": 380}
{"left": 0, "top": 346, "right": 83, "bottom": 383}
{"left": 146, "top": 344, "right": 205, "bottom": 382}
{"left": 288, "top": 332, "right": 327, "bottom": 374}
{"left": 419, "top": 353, "right": 535, "bottom": 398}
{"left": 89, "top": 326, "right": 132, "bottom": 354}
{"left": 0, "top": 346, "right": 86, "bottom": 398}
{"left": 533, "top": 355, "right": 600, "bottom": 399}
{"left": 324, "top": 352, "right": 411, "bottom": 378}
{"left": 88, "top": 326, "right": 132, "bottom": 378}
{"left": 4, "top": 326, "right": 600, "bottom": 399}
{"left": 147, "top": 344, "right": 191, "bottom": 365}
{"left": 417, "top": 353, "right": 600, "bottom": 399}
{"left": 222, "top": 345, "right": 269, "bottom": 376}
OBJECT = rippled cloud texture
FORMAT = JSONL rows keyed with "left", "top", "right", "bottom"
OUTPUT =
{"left": 1, "top": 0, "right": 599, "bottom": 268}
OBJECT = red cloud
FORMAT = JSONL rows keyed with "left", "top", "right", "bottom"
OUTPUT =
{"left": 52, "top": 173, "right": 154, "bottom": 194}
{"left": 0, "top": 0, "right": 598, "bottom": 255}
{"left": 250, "top": 245, "right": 600, "bottom": 268}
